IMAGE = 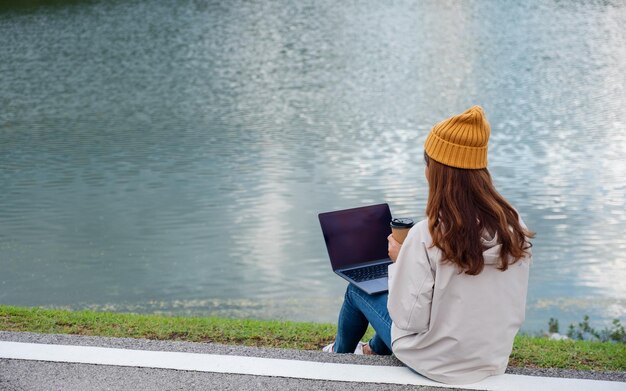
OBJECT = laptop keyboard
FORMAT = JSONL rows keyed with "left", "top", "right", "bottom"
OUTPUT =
{"left": 342, "top": 263, "right": 389, "bottom": 282}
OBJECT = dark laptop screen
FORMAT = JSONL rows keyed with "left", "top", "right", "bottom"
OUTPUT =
{"left": 318, "top": 203, "right": 392, "bottom": 270}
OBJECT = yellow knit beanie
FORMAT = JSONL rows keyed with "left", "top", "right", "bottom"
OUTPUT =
{"left": 424, "top": 105, "right": 491, "bottom": 169}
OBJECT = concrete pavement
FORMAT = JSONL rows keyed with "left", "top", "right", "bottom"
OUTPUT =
{"left": 1, "top": 331, "right": 624, "bottom": 390}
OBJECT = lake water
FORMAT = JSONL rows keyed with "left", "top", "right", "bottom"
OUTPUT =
{"left": 1, "top": 0, "right": 625, "bottom": 332}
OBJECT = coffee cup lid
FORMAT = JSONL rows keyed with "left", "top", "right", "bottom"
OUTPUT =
{"left": 390, "top": 217, "right": 414, "bottom": 228}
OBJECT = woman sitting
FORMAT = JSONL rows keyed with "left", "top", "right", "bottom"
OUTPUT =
{"left": 323, "top": 106, "right": 534, "bottom": 385}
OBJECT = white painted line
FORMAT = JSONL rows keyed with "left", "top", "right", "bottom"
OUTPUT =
{"left": 0, "top": 341, "right": 623, "bottom": 391}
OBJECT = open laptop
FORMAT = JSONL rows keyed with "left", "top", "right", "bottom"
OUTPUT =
{"left": 318, "top": 203, "right": 393, "bottom": 294}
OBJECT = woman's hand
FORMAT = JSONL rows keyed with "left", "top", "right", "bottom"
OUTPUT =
{"left": 387, "top": 234, "right": 402, "bottom": 262}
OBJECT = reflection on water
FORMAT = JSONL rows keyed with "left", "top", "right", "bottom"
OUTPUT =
{"left": 0, "top": 0, "right": 625, "bottom": 331}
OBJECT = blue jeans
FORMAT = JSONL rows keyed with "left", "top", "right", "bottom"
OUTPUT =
{"left": 334, "top": 284, "right": 393, "bottom": 355}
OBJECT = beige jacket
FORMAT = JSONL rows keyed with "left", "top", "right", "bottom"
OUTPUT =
{"left": 387, "top": 219, "right": 531, "bottom": 384}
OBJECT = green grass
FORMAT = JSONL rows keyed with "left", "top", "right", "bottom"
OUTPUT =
{"left": 0, "top": 305, "right": 348, "bottom": 350}
{"left": 510, "top": 334, "right": 625, "bottom": 371}
{"left": 1, "top": 305, "right": 624, "bottom": 371}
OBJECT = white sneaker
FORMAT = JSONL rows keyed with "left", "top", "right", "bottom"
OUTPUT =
{"left": 353, "top": 341, "right": 367, "bottom": 355}
{"left": 322, "top": 341, "right": 367, "bottom": 354}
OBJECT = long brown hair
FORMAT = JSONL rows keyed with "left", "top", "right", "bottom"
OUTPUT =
{"left": 424, "top": 152, "right": 534, "bottom": 275}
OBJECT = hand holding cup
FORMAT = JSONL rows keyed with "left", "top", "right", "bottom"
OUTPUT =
{"left": 388, "top": 218, "right": 414, "bottom": 262}
{"left": 390, "top": 218, "right": 414, "bottom": 244}
{"left": 387, "top": 234, "right": 401, "bottom": 262}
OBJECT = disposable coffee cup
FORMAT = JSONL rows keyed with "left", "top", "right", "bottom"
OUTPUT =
{"left": 390, "top": 218, "right": 415, "bottom": 244}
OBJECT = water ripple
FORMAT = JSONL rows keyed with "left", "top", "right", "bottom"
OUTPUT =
{"left": 1, "top": 0, "right": 625, "bottom": 330}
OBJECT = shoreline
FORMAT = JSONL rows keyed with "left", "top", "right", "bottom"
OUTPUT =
{"left": 1, "top": 305, "right": 624, "bottom": 372}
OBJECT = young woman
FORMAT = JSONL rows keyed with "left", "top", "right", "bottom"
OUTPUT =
{"left": 323, "top": 106, "right": 534, "bottom": 385}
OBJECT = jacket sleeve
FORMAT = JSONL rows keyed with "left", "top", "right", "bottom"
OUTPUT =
{"left": 387, "top": 224, "right": 435, "bottom": 334}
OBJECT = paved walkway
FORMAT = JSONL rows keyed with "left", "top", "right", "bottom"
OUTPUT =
{"left": 1, "top": 331, "right": 624, "bottom": 390}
